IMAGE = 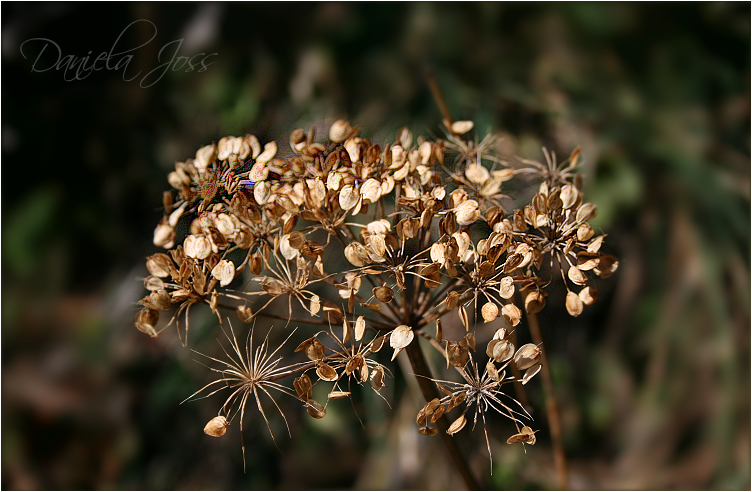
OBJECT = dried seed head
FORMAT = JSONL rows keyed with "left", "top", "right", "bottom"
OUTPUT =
{"left": 204, "top": 416, "right": 229, "bottom": 437}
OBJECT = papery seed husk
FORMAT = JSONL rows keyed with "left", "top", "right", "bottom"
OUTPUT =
{"left": 305, "top": 340, "right": 326, "bottom": 361}
{"left": 354, "top": 316, "right": 366, "bottom": 341}
{"left": 458, "top": 305, "right": 469, "bottom": 331}
{"left": 446, "top": 414, "right": 467, "bottom": 435}
{"left": 499, "top": 276, "right": 515, "bottom": 299}
{"left": 501, "top": 303, "right": 522, "bottom": 327}
{"left": 390, "top": 325, "right": 414, "bottom": 350}
{"left": 323, "top": 301, "right": 344, "bottom": 324}
{"left": 507, "top": 425, "right": 537, "bottom": 444}
{"left": 329, "top": 119, "right": 352, "bottom": 143}
{"left": 146, "top": 253, "right": 173, "bottom": 277}
{"left": 481, "top": 302, "right": 499, "bottom": 322}
{"left": 144, "top": 275, "right": 165, "bottom": 292}
{"left": 521, "top": 363, "right": 542, "bottom": 385}
{"left": 514, "top": 343, "right": 542, "bottom": 370}
{"left": 418, "top": 426, "right": 439, "bottom": 437}
{"left": 486, "top": 361, "right": 500, "bottom": 381}
{"left": 370, "top": 366, "right": 385, "bottom": 391}
{"left": 416, "top": 408, "right": 427, "bottom": 426}
{"left": 294, "top": 374, "right": 313, "bottom": 400}
{"left": 430, "top": 404, "right": 446, "bottom": 423}
{"left": 465, "top": 332, "right": 476, "bottom": 351}
{"left": 305, "top": 399, "right": 327, "bottom": 419}
{"left": 373, "top": 285, "right": 394, "bottom": 303}
{"left": 579, "top": 286, "right": 598, "bottom": 305}
{"left": 524, "top": 290, "right": 546, "bottom": 314}
{"left": 204, "top": 416, "right": 228, "bottom": 437}
{"left": 576, "top": 202, "right": 598, "bottom": 223}
{"left": 560, "top": 184, "right": 578, "bottom": 209}
{"left": 436, "top": 319, "right": 443, "bottom": 343}
{"left": 577, "top": 223, "right": 595, "bottom": 242}
{"left": 135, "top": 309, "right": 159, "bottom": 337}
{"left": 565, "top": 291, "right": 584, "bottom": 317}
{"left": 328, "top": 390, "right": 351, "bottom": 400}
{"left": 450, "top": 120, "right": 474, "bottom": 135}
{"left": 492, "top": 339, "right": 515, "bottom": 362}
{"left": 567, "top": 266, "right": 589, "bottom": 286}
{"left": 316, "top": 362, "right": 338, "bottom": 381}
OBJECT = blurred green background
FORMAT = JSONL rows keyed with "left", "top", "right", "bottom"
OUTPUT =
{"left": 2, "top": 2, "right": 749, "bottom": 489}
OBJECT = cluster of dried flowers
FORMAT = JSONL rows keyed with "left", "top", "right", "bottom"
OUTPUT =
{"left": 136, "top": 118, "right": 618, "bottom": 467}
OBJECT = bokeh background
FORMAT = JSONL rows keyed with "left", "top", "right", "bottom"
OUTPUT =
{"left": 2, "top": 2, "right": 749, "bottom": 489}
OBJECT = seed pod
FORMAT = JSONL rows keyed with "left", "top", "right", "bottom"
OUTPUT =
{"left": 418, "top": 426, "right": 439, "bottom": 437}
{"left": 146, "top": 253, "right": 173, "bottom": 277}
{"left": 565, "top": 291, "right": 584, "bottom": 317}
{"left": 344, "top": 242, "right": 369, "bottom": 267}
{"left": 373, "top": 285, "right": 394, "bottom": 303}
{"left": 294, "top": 374, "right": 313, "bottom": 401}
{"left": 316, "top": 362, "right": 338, "bottom": 381}
{"left": 144, "top": 276, "right": 165, "bottom": 292}
{"left": 135, "top": 309, "right": 159, "bottom": 337}
{"left": 235, "top": 305, "right": 254, "bottom": 323}
{"left": 521, "top": 363, "right": 541, "bottom": 384}
{"left": 436, "top": 319, "right": 443, "bottom": 343}
{"left": 481, "top": 302, "right": 499, "bottom": 322}
{"left": 576, "top": 202, "right": 598, "bottom": 224}
{"left": 323, "top": 301, "right": 344, "bottom": 324}
{"left": 568, "top": 266, "right": 589, "bottom": 286}
{"left": 455, "top": 199, "right": 480, "bottom": 226}
{"left": 579, "top": 286, "right": 599, "bottom": 305}
{"left": 354, "top": 316, "right": 366, "bottom": 341}
{"left": 430, "top": 404, "right": 446, "bottom": 423}
{"left": 447, "top": 340, "right": 469, "bottom": 368}
{"left": 486, "top": 361, "right": 500, "bottom": 381}
{"left": 507, "top": 426, "right": 537, "bottom": 445}
{"left": 149, "top": 290, "right": 171, "bottom": 310}
{"left": 514, "top": 343, "right": 542, "bottom": 370}
{"left": 450, "top": 120, "right": 474, "bottom": 135}
{"left": 445, "top": 291, "right": 459, "bottom": 311}
{"left": 305, "top": 399, "right": 326, "bottom": 419}
{"left": 577, "top": 223, "right": 595, "bottom": 242}
{"left": 524, "top": 290, "right": 546, "bottom": 314}
{"left": 211, "top": 259, "right": 235, "bottom": 287}
{"left": 339, "top": 184, "right": 360, "bottom": 211}
{"left": 370, "top": 365, "right": 385, "bottom": 392}
{"left": 501, "top": 303, "right": 522, "bottom": 326}
{"left": 447, "top": 415, "right": 467, "bottom": 436}
{"left": 328, "top": 390, "right": 351, "bottom": 400}
{"left": 329, "top": 119, "right": 352, "bottom": 143}
{"left": 458, "top": 305, "right": 469, "bottom": 331}
{"left": 204, "top": 416, "right": 229, "bottom": 437}
{"left": 499, "top": 276, "right": 515, "bottom": 299}
{"left": 390, "top": 325, "right": 414, "bottom": 361}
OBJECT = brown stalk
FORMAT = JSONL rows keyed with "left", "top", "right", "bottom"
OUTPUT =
{"left": 525, "top": 310, "right": 568, "bottom": 490}
{"left": 404, "top": 340, "right": 480, "bottom": 490}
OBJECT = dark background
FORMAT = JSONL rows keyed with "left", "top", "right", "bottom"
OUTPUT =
{"left": 2, "top": 2, "right": 749, "bottom": 489}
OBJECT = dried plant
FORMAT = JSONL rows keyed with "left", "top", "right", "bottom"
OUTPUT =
{"left": 135, "top": 118, "right": 617, "bottom": 486}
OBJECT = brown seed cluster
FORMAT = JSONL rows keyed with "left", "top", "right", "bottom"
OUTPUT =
{"left": 137, "top": 119, "right": 617, "bottom": 467}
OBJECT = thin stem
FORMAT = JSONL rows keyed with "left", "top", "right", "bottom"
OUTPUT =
{"left": 525, "top": 310, "right": 568, "bottom": 490}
